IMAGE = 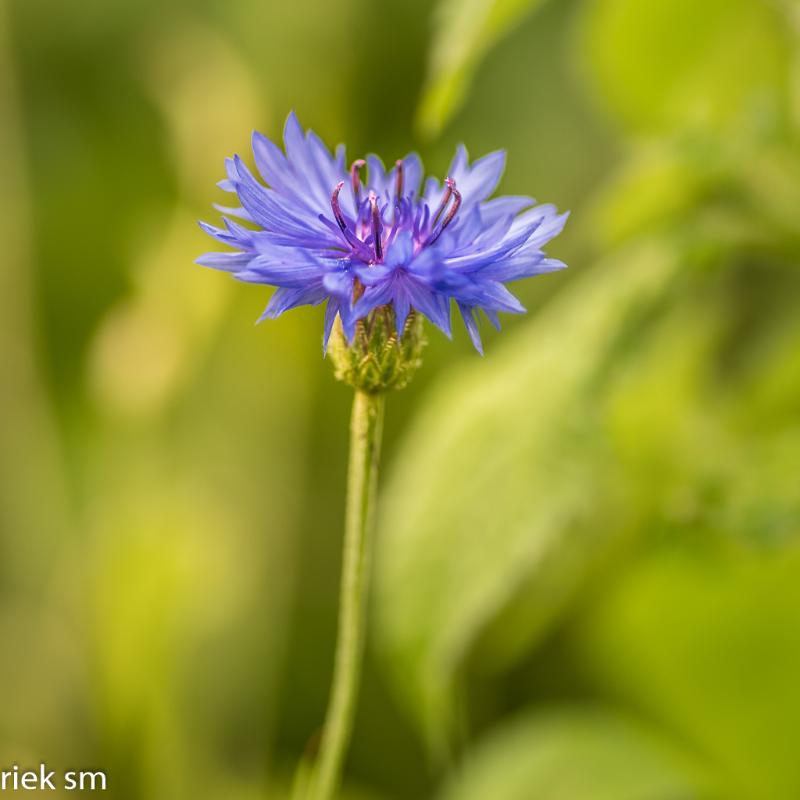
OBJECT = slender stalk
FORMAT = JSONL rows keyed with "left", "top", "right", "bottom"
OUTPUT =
{"left": 311, "top": 389, "right": 385, "bottom": 800}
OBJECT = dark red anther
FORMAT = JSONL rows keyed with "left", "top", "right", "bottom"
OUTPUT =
{"left": 394, "top": 159, "right": 404, "bottom": 201}
{"left": 439, "top": 178, "right": 462, "bottom": 232}
{"left": 331, "top": 181, "right": 364, "bottom": 251}
{"left": 426, "top": 178, "right": 461, "bottom": 247}
{"left": 350, "top": 159, "right": 366, "bottom": 206}
{"left": 331, "top": 181, "right": 348, "bottom": 232}
{"left": 430, "top": 178, "right": 453, "bottom": 229}
{"left": 369, "top": 191, "right": 383, "bottom": 262}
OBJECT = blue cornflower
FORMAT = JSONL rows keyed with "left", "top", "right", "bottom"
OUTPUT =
{"left": 198, "top": 112, "right": 568, "bottom": 353}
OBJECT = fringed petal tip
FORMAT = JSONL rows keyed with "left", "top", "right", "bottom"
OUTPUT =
{"left": 196, "top": 251, "right": 253, "bottom": 272}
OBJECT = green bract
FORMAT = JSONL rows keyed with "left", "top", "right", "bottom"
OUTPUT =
{"left": 328, "top": 309, "right": 426, "bottom": 394}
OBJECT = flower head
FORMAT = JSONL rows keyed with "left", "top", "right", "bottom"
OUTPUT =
{"left": 198, "top": 112, "right": 568, "bottom": 354}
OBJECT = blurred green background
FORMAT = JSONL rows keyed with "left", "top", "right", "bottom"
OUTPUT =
{"left": 1, "top": 0, "right": 799, "bottom": 797}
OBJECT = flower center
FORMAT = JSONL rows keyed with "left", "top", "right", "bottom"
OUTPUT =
{"left": 329, "top": 164, "right": 462, "bottom": 264}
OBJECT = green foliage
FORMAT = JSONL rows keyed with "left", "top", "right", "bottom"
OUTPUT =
{"left": 580, "top": 0, "right": 791, "bottom": 134}
{"left": 438, "top": 709, "right": 713, "bottom": 800}
{"left": 575, "top": 543, "right": 800, "bottom": 799}
{"left": 416, "top": 0, "right": 551, "bottom": 137}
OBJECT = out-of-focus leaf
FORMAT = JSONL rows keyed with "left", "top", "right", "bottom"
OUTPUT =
{"left": 437, "top": 708, "right": 715, "bottom": 800}
{"left": 374, "top": 238, "right": 681, "bottom": 751}
{"left": 737, "top": 144, "right": 800, "bottom": 240}
{"left": 730, "top": 314, "right": 800, "bottom": 433}
{"left": 586, "top": 142, "right": 719, "bottom": 250}
{"left": 196, "top": 774, "right": 388, "bottom": 800}
{"left": 416, "top": 0, "right": 551, "bottom": 138}
{"left": 573, "top": 543, "right": 800, "bottom": 799}
{"left": 580, "top": 0, "right": 790, "bottom": 134}
{"left": 0, "top": 0, "right": 71, "bottom": 584}
{"left": 88, "top": 23, "right": 264, "bottom": 419}
{"left": 710, "top": 431, "right": 800, "bottom": 548}
{"left": 473, "top": 295, "right": 726, "bottom": 672}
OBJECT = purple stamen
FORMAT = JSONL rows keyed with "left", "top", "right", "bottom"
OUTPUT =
{"left": 426, "top": 178, "right": 461, "bottom": 246}
{"left": 331, "top": 181, "right": 367, "bottom": 253}
{"left": 430, "top": 178, "right": 453, "bottom": 229}
{"left": 331, "top": 181, "right": 349, "bottom": 233}
{"left": 369, "top": 191, "right": 383, "bottom": 262}
{"left": 350, "top": 159, "right": 366, "bottom": 206}
{"left": 440, "top": 178, "right": 462, "bottom": 231}
{"left": 395, "top": 160, "right": 404, "bottom": 202}
{"left": 393, "top": 160, "right": 405, "bottom": 226}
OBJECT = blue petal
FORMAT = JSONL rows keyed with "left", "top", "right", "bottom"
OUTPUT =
{"left": 232, "top": 157, "right": 338, "bottom": 248}
{"left": 352, "top": 281, "right": 394, "bottom": 320}
{"left": 449, "top": 279, "right": 526, "bottom": 314}
{"left": 447, "top": 144, "right": 469, "bottom": 181}
{"left": 426, "top": 146, "right": 506, "bottom": 211}
{"left": 259, "top": 285, "right": 327, "bottom": 320}
{"left": 452, "top": 149, "right": 506, "bottom": 209}
{"left": 339, "top": 300, "right": 359, "bottom": 343}
{"left": 366, "top": 154, "right": 388, "bottom": 197}
{"left": 252, "top": 114, "right": 348, "bottom": 220}
{"left": 323, "top": 299, "right": 339, "bottom": 353}
{"left": 393, "top": 283, "right": 411, "bottom": 335}
{"left": 322, "top": 270, "right": 354, "bottom": 300}
{"left": 199, "top": 217, "right": 255, "bottom": 249}
{"left": 283, "top": 111, "right": 310, "bottom": 175}
{"left": 480, "top": 254, "right": 567, "bottom": 282}
{"left": 450, "top": 207, "right": 484, "bottom": 248}
{"left": 224, "top": 157, "right": 238, "bottom": 183}
{"left": 477, "top": 282, "right": 526, "bottom": 314}
{"left": 385, "top": 230, "right": 414, "bottom": 267}
{"left": 307, "top": 129, "right": 353, "bottom": 216}
{"left": 354, "top": 263, "right": 396, "bottom": 286}
{"left": 398, "top": 152, "right": 424, "bottom": 198}
{"left": 480, "top": 195, "right": 535, "bottom": 223}
{"left": 441, "top": 216, "right": 544, "bottom": 272}
{"left": 422, "top": 175, "right": 442, "bottom": 208}
{"left": 213, "top": 203, "right": 253, "bottom": 222}
{"left": 458, "top": 303, "right": 484, "bottom": 355}
{"left": 252, "top": 129, "right": 293, "bottom": 195}
{"left": 526, "top": 209, "right": 570, "bottom": 248}
{"left": 450, "top": 210, "right": 514, "bottom": 254}
{"left": 334, "top": 143, "right": 347, "bottom": 173}
{"left": 485, "top": 309, "right": 501, "bottom": 330}
{"left": 196, "top": 251, "right": 253, "bottom": 272}
{"left": 240, "top": 256, "right": 326, "bottom": 287}
{"left": 198, "top": 221, "right": 238, "bottom": 247}
{"left": 537, "top": 257, "right": 568, "bottom": 271}
{"left": 404, "top": 277, "right": 452, "bottom": 337}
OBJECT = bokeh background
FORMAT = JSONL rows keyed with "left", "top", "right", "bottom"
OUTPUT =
{"left": 2, "top": 0, "right": 799, "bottom": 797}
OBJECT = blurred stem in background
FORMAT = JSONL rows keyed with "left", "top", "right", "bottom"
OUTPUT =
{"left": 309, "top": 390, "right": 385, "bottom": 800}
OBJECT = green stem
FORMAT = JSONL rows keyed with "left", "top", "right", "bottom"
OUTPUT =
{"left": 311, "top": 389, "right": 385, "bottom": 800}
